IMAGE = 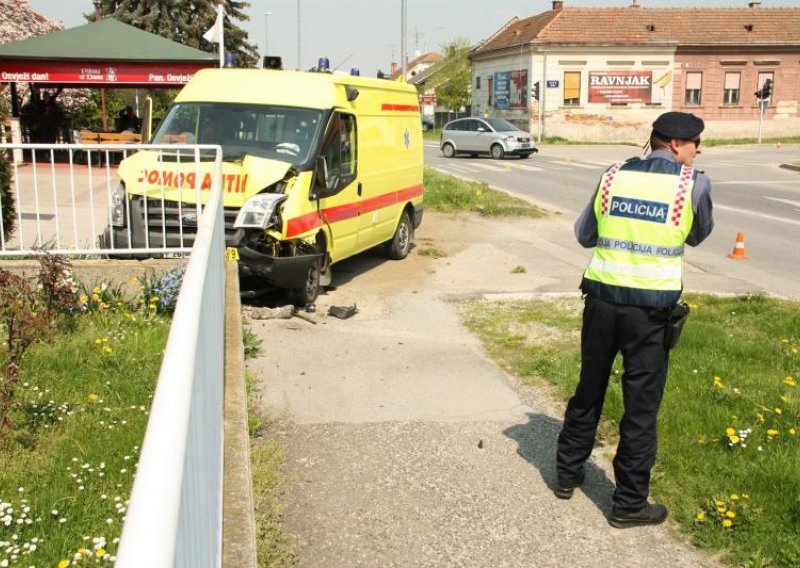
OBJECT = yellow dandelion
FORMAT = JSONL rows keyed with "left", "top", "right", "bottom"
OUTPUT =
{"left": 88, "top": 394, "right": 99, "bottom": 402}
{"left": 94, "top": 338, "right": 102, "bottom": 344}
{"left": 726, "top": 510, "right": 736, "bottom": 518}
{"left": 775, "top": 408, "right": 783, "bottom": 415}
{"left": 130, "top": 277, "right": 139, "bottom": 284}
{"left": 782, "top": 338, "right": 790, "bottom": 343}
{"left": 102, "top": 337, "right": 109, "bottom": 342}
{"left": 757, "top": 413, "right": 765, "bottom": 423}
{"left": 58, "top": 561, "right": 70, "bottom": 568}
{"left": 780, "top": 395, "right": 789, "bottom": 403}
{"left": 696, "top": 512, "right": 706, "bottom": 521}
{"left": 103, "top": 346, "right": 112, "bottom": 354}
{"left": 722, "top": 519, "right": 733, "bottom": 528}
{"left": 789, "top": 428, "right": 797, "bottom": 436}
{"left": 784, "top": 376, "right": 796, "bottom": 387}
{"left": 79, "top": 294, "right": 88, "bottom": 303}
{"left": 92, "top": 293, "right": 100, "bottom": 302}
{"left": 733, "top": 388, "right": 741, "bottom": 396}
{"left": 730, "top": 494, "right": 739, "bottom": 501}
{"left": 726, "top": 427, "right": 736, "bottom": 436}
{"left": 96, "top": 548, "right": 107, "bottom": 557}
{"left": 767, "top": 429, "right": 779, "bottom": 437}
{"left": 792, "top": 347, "right": 798, "bottom": 354}
{"left": 729, "top": 435, "right": 741, "bottom": 444}
{"left": 714, "top": 500, "right": 725, "bottom": 507}
{"left": 93, "top": 287, "right": 101, "bottom": 294}
{"left": 717, "top": 506, "right": 726, "bottom": 513}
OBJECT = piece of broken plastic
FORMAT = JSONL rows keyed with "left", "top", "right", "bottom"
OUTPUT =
{"left": 328, "top": 304, "right": 358, "bottom": 319}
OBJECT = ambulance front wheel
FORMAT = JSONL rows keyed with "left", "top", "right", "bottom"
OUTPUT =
{"left": 289, "top": 258, "right": 321, "bottom": 306}
{"left": 386, "top": 211, "right": 413, "bottom": 260}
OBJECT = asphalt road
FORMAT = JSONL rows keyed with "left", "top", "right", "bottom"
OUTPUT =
{"left": 426, "top": 141, "right": 800, "bottom": 299}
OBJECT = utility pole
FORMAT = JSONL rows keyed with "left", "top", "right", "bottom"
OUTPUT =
{"left": 297, "top": 0, "right": 301, "bottom": 70}
{"left": 264, "top": 11, "right": 272, "bottom": 57}
{"left": 400, "top": 0, "right": 407, "bottom": 80}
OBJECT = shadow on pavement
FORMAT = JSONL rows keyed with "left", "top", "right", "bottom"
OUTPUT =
{"left": 503, "top": 412, "right": 616, "bottom": 515}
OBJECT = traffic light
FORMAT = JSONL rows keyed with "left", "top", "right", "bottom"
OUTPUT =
{"left": 755, "top": 78, "right": 773, "bottom": 99}
{"left": 762, "top": 78, "right": 772, "bottom": 99}
{"left": 532, "top": 81, "right": 540, "bottom": 101}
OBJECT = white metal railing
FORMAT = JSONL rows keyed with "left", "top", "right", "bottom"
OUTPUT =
{"left": 116, "top": 150, "right": 226, "bottom": 567}
{"left": 0, "top": 142, "right": 222, "bottom": 257}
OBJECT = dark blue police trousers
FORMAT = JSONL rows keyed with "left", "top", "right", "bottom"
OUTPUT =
{"left": 556, "top": 295, "right": 670, "bottom": 512}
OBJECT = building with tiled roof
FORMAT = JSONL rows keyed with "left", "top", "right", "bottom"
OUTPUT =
{"left": 391, "top": 51, "right": 442, "bottom": 81}
{"left": 470, "top": 0, "right": 800, "bottom": 141}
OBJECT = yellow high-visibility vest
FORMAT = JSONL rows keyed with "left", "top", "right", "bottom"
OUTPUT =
{"left": 583, "top": 161, "right": 695, "bottom": 293}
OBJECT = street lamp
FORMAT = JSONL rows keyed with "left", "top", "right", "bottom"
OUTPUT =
{"left": 264, "top": 11, "right": 272, "bottom": 57}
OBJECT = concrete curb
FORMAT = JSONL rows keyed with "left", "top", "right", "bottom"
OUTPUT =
{"left": 222, "top": 262, "right": 258, "bottom": 567}
{"left": 779, "top": 162, "right": 800, "bottom": 172}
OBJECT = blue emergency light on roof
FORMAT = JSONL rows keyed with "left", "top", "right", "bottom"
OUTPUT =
{"left": 317, "top": 57, "right": 330, "bottom": 72}
{"left": 351, "top": 67, "right": 360, "bottom": 76}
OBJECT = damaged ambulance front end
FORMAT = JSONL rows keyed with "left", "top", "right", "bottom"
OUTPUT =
{"left": 103, "top": 101, "right": 325, "bottom": 293}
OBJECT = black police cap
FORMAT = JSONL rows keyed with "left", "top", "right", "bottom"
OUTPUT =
{"left": 652, "top": 111, "right": 704, "bottom": 140}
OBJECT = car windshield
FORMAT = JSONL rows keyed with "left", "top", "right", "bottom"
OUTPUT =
{"left": 485, "top": 118, "right": 518, "bottom": 132}
{"left": 152, "top": 102, "right": 323, "bottom": 165}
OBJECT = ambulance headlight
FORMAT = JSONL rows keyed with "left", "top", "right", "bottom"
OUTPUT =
{"left": 234, "top": 193, "right": 287, "bottom": 229}
{"left": 111, "top": 183, "right": 127, "bottom": 227}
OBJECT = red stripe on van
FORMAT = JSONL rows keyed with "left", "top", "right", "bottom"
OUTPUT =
{"left": 381, "top": 104, "right": 420, "bottom": 112}
{"left": 285, "top": 183, "right": 423, "bottom": 238}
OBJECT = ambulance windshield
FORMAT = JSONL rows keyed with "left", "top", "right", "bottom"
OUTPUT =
{"left": 152, "top": 102, "right": 323, "bottom": 165}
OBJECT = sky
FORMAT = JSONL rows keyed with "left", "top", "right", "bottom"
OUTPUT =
{"left": 26, "top": 0, "right": 800, "bottom": 76}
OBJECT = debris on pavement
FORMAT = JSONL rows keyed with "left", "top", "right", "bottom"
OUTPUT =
{"left": 248, "top": 305, "right": 295, "bottom": 320}
{"left": 328, "top": 304, "right": 358, "bottom": 319}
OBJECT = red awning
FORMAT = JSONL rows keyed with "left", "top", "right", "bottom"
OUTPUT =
{"left": 0, "top": 60, "right": 209, "bottom": 88}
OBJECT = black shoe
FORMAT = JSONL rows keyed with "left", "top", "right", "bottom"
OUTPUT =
{"left": 554, "top": 471, "right": 585, "bottom": 500}
{"left": 608, "top": 503, "right": 668, "bottom": 528}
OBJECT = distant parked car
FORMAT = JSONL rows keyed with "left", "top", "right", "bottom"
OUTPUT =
{"left": 439, "top": 117, "right": 537, "bottom": 159}
{"left": 421, "top": 116, "right": 435, "bottom": 131}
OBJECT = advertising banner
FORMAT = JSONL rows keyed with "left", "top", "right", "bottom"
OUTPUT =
{"left": 588, "top": 71, "right": 652, "bottom": 104}
{"left": 0, "top": 61, "right": 211, "bottom": 86}
{"left": 493, "top": 70, "right": 528, "bottom": 110}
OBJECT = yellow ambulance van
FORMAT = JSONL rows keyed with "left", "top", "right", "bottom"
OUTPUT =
{"left": 105, "top": 67, "right": 424, "bottom": 304}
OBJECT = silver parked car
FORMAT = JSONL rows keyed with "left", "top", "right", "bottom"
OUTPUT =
{"left": 440, "top": 117, "right": 537, "bottom": 159}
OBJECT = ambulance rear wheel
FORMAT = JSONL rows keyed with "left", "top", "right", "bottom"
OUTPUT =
{"left": 490, "top": 144, "right": 505, "bottom": 160}
{"left": 289, "top": 259, "right": 321, "bottom": 306}
{"left": 386, "top": 211, "right": 413, "bottom": 260}
{"left": 442, "top": 143, "right": 455, "bottom": 158}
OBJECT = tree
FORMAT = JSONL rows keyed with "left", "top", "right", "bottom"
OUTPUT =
{"left": 91, "top": 0, "right": 259, "bottom": 68}
{"left": 426, "top": 38, "right": 472, "bottom": 113}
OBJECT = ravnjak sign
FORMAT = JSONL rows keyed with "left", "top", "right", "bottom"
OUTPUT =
{"left": 589, "top": 71, "right": 652, "bottom": 104}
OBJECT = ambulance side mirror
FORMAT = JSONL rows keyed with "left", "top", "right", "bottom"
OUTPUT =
{"left": 311, "top": 155, "right": 329, "bottom": 199}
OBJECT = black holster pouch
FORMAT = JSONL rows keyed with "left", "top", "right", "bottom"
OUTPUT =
{"left": 664, "top": 301, "right": 690, "bottom": 350}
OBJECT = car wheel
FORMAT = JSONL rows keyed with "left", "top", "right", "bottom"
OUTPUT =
{"left": 490, "top": 144, "right": 505, "bottom": 160}
{"left": 386, "top": 211, "right": 413, "bottom": 260}
{"left": 289, "top": 258, "right": 321, "bottom": 306}
{"left": 442, "top": 143, "right": 455, "bottom": 158}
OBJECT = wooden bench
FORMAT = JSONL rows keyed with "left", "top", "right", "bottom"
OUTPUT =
{"left": 75, "top": 130, "right": 142, "bottom": 165}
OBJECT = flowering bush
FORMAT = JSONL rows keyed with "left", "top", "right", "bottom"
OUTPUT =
{"left": 138, "top": 266, "right": 185, "bottom": 315}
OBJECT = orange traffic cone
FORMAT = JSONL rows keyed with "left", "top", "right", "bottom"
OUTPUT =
{"left": 727, "top": 232, "right": 749, "bottom": 260}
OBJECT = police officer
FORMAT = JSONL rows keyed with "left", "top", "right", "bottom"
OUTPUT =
{"left": 555, "top": 111, "right": 714, "bottom": 527}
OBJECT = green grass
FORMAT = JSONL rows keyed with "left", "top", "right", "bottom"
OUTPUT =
{"left": 702, "top": 136, "right": 800, "bottom": 147}
{"left": 458, "top": 294, "right": 800, "bottom": 567}
{"left": 417, "top": 246, "right": 447, "bottom": 258}
{"left": 423, "top": 167, "right": 546, "bottom": 218}
{"left": 0, "top": 309, "right": 170, "bottom": 565}
{"left": 246, "top": 369, "right": 298, "bottom": 567}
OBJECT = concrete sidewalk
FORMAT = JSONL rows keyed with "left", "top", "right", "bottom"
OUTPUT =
{"left": 250, "top": 213, "right": 721, "bottom": 567}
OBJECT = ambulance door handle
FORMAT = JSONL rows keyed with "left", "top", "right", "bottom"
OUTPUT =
{"left": 357, "top": 182, "right": 362, "bottom": 196}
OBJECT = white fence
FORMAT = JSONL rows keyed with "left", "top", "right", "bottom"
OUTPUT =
{"left": 1, "top": 143, "right": 229, "bottom": 566}
{"left": 0, "top": 143, "right": 221, "bottom": 256}
{"left": 116, "top": 152, "right": 226, "bottom": 567}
